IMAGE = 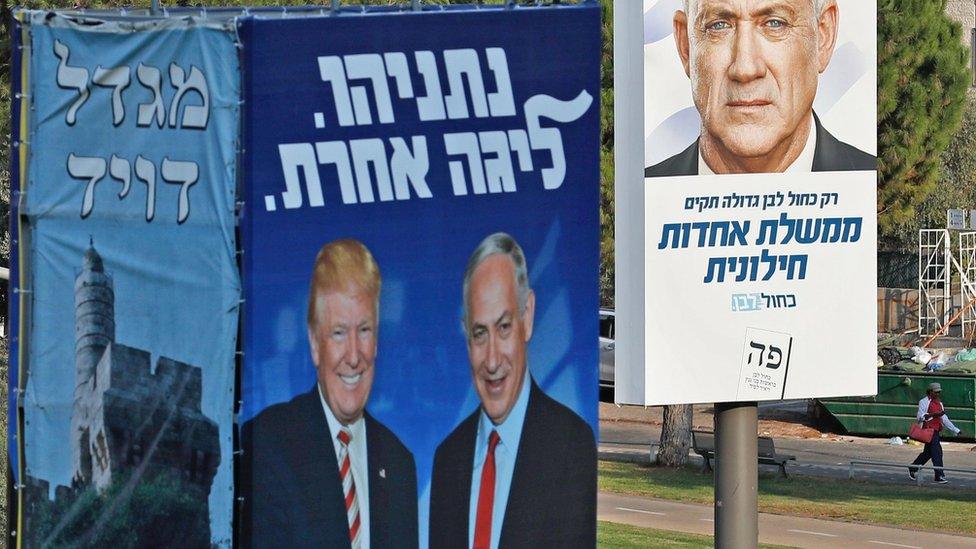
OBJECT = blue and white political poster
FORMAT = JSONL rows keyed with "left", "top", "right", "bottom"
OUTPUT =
{"left": 17, "top": 12, "right": 240, "bottom": 546}
{"left": 614, "top": 0, "right": 878, "bottom": 405}
{"left": 239, "top": 5, "right": 600, "bottom": 547}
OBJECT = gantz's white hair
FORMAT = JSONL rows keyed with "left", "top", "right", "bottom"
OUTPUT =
{"left": 683, "top": 0, "right": 828, "bottom": 17}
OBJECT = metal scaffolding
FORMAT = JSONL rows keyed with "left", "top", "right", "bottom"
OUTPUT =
{"left": 918, "top": 229, "right": 951, "bottom": 337}
{"left": 960, "top": 232, "right": 976, "bottom": 340}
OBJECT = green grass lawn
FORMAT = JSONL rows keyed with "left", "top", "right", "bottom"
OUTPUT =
{"left": 598, "top": 521, "right": 790, "bottom": 548}
{"left": 600, "top": 460, "right": 976, "bottom": 535}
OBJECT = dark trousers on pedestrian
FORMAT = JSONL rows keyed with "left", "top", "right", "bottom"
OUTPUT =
{"left": 909, "top": 430, "right": 944, "bottom": 480}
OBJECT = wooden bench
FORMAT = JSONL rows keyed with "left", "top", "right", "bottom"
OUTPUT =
{"left": 692, "top": 430, "right": 796, "bottom": 478}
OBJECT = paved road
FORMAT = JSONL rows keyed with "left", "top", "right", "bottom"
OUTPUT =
{"left": 600, "top": 419, "right": 976, "bottom": 489}
{"left": 599, "top": 492, "right": 976, "bottom": 548}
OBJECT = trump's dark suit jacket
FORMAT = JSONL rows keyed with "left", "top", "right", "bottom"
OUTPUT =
{"left": 429, "top": 379, "right": 597, "bottom": 548}
{"left": 240, "top": 387, "right": 418, "bottom": 549}
{"left": 645, "top": 113, "right": 876, "bottom": 177}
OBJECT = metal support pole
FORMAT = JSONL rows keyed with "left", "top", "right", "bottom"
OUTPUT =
{"left": 714, "top": 401, "right": 758, "bottom": 549}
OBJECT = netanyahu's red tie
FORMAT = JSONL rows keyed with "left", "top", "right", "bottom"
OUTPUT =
{"left": 473, "top": 430, "right": 501, "bottom": 549}
{"left": 337, "top": 427, "right": 362, "bottom": 549}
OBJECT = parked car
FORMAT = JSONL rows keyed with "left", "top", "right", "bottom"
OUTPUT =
{"left": 599, "top": 308, "right": 615, "bottom": 388}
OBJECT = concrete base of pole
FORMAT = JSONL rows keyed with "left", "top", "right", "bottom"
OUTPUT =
{"left": 714, "top": 401, "right": 758, "bottom": 549}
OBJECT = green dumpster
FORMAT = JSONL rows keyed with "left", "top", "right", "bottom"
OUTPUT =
{"left": 819, "top": 372, "right": 975, "bottom": 439}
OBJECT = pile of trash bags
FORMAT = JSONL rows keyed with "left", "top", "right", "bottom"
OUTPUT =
{"left": 878, "top": 346, "right": 976, "bottom": 373}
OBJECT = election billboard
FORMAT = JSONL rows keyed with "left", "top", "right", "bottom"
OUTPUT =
{"left": 13, "top": 12, "right": 240, "bottom": 546}
{"left": 238, "top": 5, "right": 600, "bottom": 547}
{"left": 615, "top": 0, "right": 878, "bottom": 405}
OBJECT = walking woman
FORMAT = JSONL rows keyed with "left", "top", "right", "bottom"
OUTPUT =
{"left": 909, "top": 382, "right": 963, "bottom": 483}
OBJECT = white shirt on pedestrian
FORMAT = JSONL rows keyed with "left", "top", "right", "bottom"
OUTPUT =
{"left": 917, "top": 396, "right": 961, "bottom": 435}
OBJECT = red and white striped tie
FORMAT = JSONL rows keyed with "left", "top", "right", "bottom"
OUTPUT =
{"left": 337, "top": 427, "right": 362, "bottom": 548}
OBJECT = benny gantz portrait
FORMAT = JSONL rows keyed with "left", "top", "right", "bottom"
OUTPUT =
{"left": 240, "top": 239, "right": 418, "bottom": 549}
{"left": 645, "top": 0, "right": 875, "bottom": 177}
{"left": 429, "top": 233, "right": 596, "bottom": 548}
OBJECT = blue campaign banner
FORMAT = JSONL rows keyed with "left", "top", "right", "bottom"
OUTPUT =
{"left": 18, "top": 13, "right": 240, "bottom": 547}
{"left": 240, "top": 5, "right": 600, "bottom": 547}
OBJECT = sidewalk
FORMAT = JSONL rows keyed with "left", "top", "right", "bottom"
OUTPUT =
{"left": 599, "top": 402, "right": 976, "bottom": 489}
{"left": 599, "top": 491, "right": 976, "bottom": 549}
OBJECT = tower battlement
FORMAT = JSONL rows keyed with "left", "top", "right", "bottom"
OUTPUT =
{"left": 94, "top": 345, "right": 205, "bottom": 412}
{"left": 69, "top": 243, "right": 219, "bottom": 503}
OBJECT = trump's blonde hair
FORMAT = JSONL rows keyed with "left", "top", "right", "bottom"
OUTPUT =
{"left": 307, "top": 239, "right": 381, "bottom": 327}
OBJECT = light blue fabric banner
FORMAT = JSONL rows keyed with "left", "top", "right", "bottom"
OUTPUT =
{"left": 21, "top": 12, "right": 240, "bottom": 547}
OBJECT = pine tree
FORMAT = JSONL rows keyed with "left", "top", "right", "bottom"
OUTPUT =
{"left": 878, "top": 0, "right": 970, "bottom": 244}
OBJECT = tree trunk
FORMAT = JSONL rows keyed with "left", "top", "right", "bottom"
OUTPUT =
{"left": 657, "top": 404, "right": 693, "bottom": 467}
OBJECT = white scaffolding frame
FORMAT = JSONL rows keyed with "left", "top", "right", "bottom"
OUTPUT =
{"left": 918, "top": 229, "right": 951, "bottom": 337}
{"left": 960, "top": 232, "right": 976, "bottom": 340}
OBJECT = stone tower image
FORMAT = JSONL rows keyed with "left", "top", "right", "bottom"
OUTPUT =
{"left": 71, "top": 240, "right": 115, "bottom": 485}
{"left": 68, "top": 242, "right": 220, "bottom": 503}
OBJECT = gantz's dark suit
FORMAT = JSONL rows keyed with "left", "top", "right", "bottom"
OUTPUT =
{"left": 429, "top": 379, "right": 597, "bottom": 548}
{"left": 240, "top": 387, "right": 418, "bottom": 549}
{"left": 644, "top": 113, "right": 876, "bottom": 177}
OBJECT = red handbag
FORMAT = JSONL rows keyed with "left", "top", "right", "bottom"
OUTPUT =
{"left": 909, "top": 422, "right": 935, "bottom": 443}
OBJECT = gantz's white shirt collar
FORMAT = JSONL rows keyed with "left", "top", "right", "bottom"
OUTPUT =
{"left": 699, "top": 114, "right": 817, "bottom": 175}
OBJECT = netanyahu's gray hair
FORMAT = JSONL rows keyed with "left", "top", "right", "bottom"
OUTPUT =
{"left": 462, "top": 232, "right": 531, "bottom": 334}
{"left": 683, "top": 0, "right": 828, "bottom": 17}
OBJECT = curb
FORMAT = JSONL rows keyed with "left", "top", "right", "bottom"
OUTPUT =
{"left": 598, "top": 445, "right": 706, "bottom": 467}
